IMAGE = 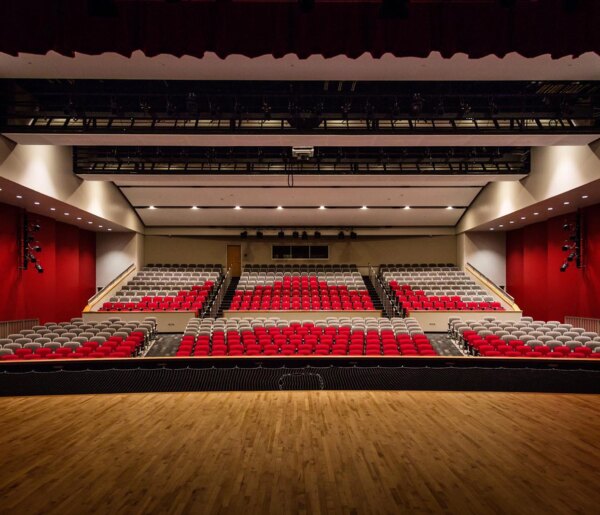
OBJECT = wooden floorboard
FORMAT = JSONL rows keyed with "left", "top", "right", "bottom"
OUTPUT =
{"left": 0, "top": 391, "right": 598, "bottom": 515}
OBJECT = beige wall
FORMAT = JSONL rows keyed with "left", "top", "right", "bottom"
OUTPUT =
{"left": 96, "top": 232, "right": 145, "bottom": 288}
{"left": 0, "top": 137, "right": 143, "bottom": 233}
{"left": 457, "top": 232, "right": 506, "bottom": 287}
{"left": 144, "top": 235, "right": 458, "bottom": 271}
{"left": 458, "top": 143, "right": 600, "bottom": 232}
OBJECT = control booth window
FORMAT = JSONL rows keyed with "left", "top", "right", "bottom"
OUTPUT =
{"left": 272, "top": 245, "right": 329, "bottom": 260}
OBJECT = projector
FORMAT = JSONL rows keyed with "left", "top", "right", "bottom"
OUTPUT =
{"left": 292, "top": 146, "right": 315, "bottom": 160}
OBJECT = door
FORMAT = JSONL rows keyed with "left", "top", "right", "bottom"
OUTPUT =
{"left": 227, "top": 245, "right": 242, "bottom": 277}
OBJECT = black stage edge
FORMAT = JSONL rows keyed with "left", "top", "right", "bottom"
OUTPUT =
{"left": 0, "top": 357, "right": 599, "bottom": 396}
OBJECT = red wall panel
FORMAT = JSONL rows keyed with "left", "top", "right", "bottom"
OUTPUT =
{"left": 0, "top": 202, "right": 96, "bottom": 324}
{"left": 506, "top": 203, "right": 600, "bottom": 322}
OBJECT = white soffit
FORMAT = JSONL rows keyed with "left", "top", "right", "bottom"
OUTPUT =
{"left": 1, "top": 51, "right": 600, "bottom": 81}
{"left": 5, "top": 133, "right": 599, "bottom": 147}
{"left": 136, "top": 207, "right": 465, "bottom": 227}
{"left": 87, "top": 174, "right": 526, "bottom": 188}
{"left": 121, "top": 186, "right": 479, "bottom": 208}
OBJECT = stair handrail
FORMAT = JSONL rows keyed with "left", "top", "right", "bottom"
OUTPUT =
{"left": 207, "top": 267, "right": 232, "bottom": 318}
{"left": 465, "top": 262, "right": 520, "bottom": 311}
{"left": 369, "top": 265, "right": 401, "bottom": 318}
{"left": 84, "top": 264, "right": 136, "bottom": 311}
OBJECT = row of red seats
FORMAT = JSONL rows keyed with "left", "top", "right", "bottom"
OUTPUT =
{"left": 400, "top": 300, "right": 503, "bottom": 311}
{"left": 175, "top": 332, "right": 436, "bottom": 357}
{"left": 100, "top": 283, "right": 213, "bottom": 312}
{"left": 100, "top": 301, "right": 205, "bottom": 312}
{"left": 462, "top": 330, "right": 598, "bottom": 359}
{"left": 389, "top": 284, "right": 504, "bottom": 312}
{"left": 0, "top": 333, "right": 145, "bottom": 361}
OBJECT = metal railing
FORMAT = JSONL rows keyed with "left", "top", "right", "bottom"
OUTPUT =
{"left": 0, "top": 319, "right": 39, "bottom": 338}
{"left": 206, "top": 268, "right": 232, "bottom": 318}
{"left": 565, "top": 316, "right": 600, "bottom": 333}
{"left": 369, "top": 266, "right": 401, "bottom": 318}
{"left": 87, "top": 264, "right": 136, "bottom": 306}
{"left": 465, "top": 262, "right": 520, "bottom": 311}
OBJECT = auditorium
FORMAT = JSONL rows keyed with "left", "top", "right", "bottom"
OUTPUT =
{"left": 0, "top": 0, "right": 599, "bottom": 513}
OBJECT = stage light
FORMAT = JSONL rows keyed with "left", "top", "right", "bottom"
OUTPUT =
{"left": 560, "top": 262, "right": 569, "bottom": 272}
{"left": 563, "top": 223, "right": 571, "bottom": 231}
{"left": 240, "top": 231, "right": 248, "bottom": 239}
{"left": 35, "top": 263, "right": 43, "bottom": 273}
{"left": 338, "top": 231, "right": 345, "bottom": 240}
{"left": 301, "top": 231, "right": 308, "bottom": 240}
{"left": 278, "top": 230, "right": 285, "bottom": 239}
{"left": 350, "top": 231, "right": 357, "bottom": 240}
{"left": 292, "top": 231, "right": 299, "bottom": 239}
{"left": 33, "top": 245, "right": 42, "bottom": 252}
{"left": 314, "top": 231, "right": 321, "bottom": 238}
{"left": 567, "top": 252, "right": 576, "bottom": 262}
{"left": 28, "top": 254, "right": 37, "bottom": 263}
{"left": 409, "top": 94, "right": 423, "bottom": 116}
{"left": 186, "top": 93, "right": 198, "bottom": 113}
{"left": 459, "top": 100, "right": 472, "bottom": 119}
{"left": 32, "top": 224, "right": 40, "bottom": 232}
{"left": 562, "top": 244, "right": 570, "bottom": 251}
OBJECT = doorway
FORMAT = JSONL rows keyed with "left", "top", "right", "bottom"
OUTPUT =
{"left": 226, "top": 245, "right": 242, "bottom": 277}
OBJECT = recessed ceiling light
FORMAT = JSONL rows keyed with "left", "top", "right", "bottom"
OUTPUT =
{"left": 276, "top": 206, "right": 283, "bottom": 210}
{"left": 76, "top": 217, "right": 82, "bottom": 220}
{"left": 50, "top": 207, "right": 56, "bottom": 211}
{"left": 234, "top": 206, "right": 242, "bottom": 210}
{"left": 563, "top": 201, "right": 570, "bottom": 205}
{"left": 319, "top": 205, "right": 326, "bottom": 210}
{"left": 107, "top": 228, "right": 112, "bottom": 231}
{"left": 404, "top": 206, "right": 411, "bottom": 210}
{"left": 98, "top": 225, "right": 103, "bottom": 228}
{"left": 489, "top": 228, "right": 494, "bottom": 231}
{"left": 548, "top": 207, "right": 553, "bottom": 211}
{"left": 148, "top": 205, "right": 156, "bottom": 210}
{"left": 34, "top": 201, "right": 40, "bottom": 205}
{"left": 64, "top": 212, "right": 69, "bottom": 216}
{"left": 509, "top": 221, "right": 514, "bottom": 224}
{"left": 88, "top": 221, "right": 93, "bottom": 224}
{"left": 499, "top": 225, "right": 504, "bottom": 228}
{"left": 446, "top": 206, "right": 453, "bottom": 210}
{"left": 191, "top": 206, "right": 199, "bottom": 210}
{"left": 16, "top": 195, "right": 22, "bottom": 199}
{"left": 360, "top": 206, "right": 368, "bottom": 210}
{"left": 533, "top": 212, "right": 539, "bottom": 216}
{"left": 521, "top": 216, "right": 526, "bottom": 220}
{"left": 582, "top": 195, "right": 589, "bottom": 199}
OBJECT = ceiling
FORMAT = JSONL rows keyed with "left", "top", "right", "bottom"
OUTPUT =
{"left": 95, "top": 174, "right": 523, "bottom": 228}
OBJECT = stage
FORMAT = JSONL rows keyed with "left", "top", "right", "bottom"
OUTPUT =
{"left": 0, "top": 356, "right": 598, "bottom": 396}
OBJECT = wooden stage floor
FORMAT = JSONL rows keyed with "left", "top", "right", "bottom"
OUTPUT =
{"left": 0, "top": 391, "right": 599, "bottom": 515}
